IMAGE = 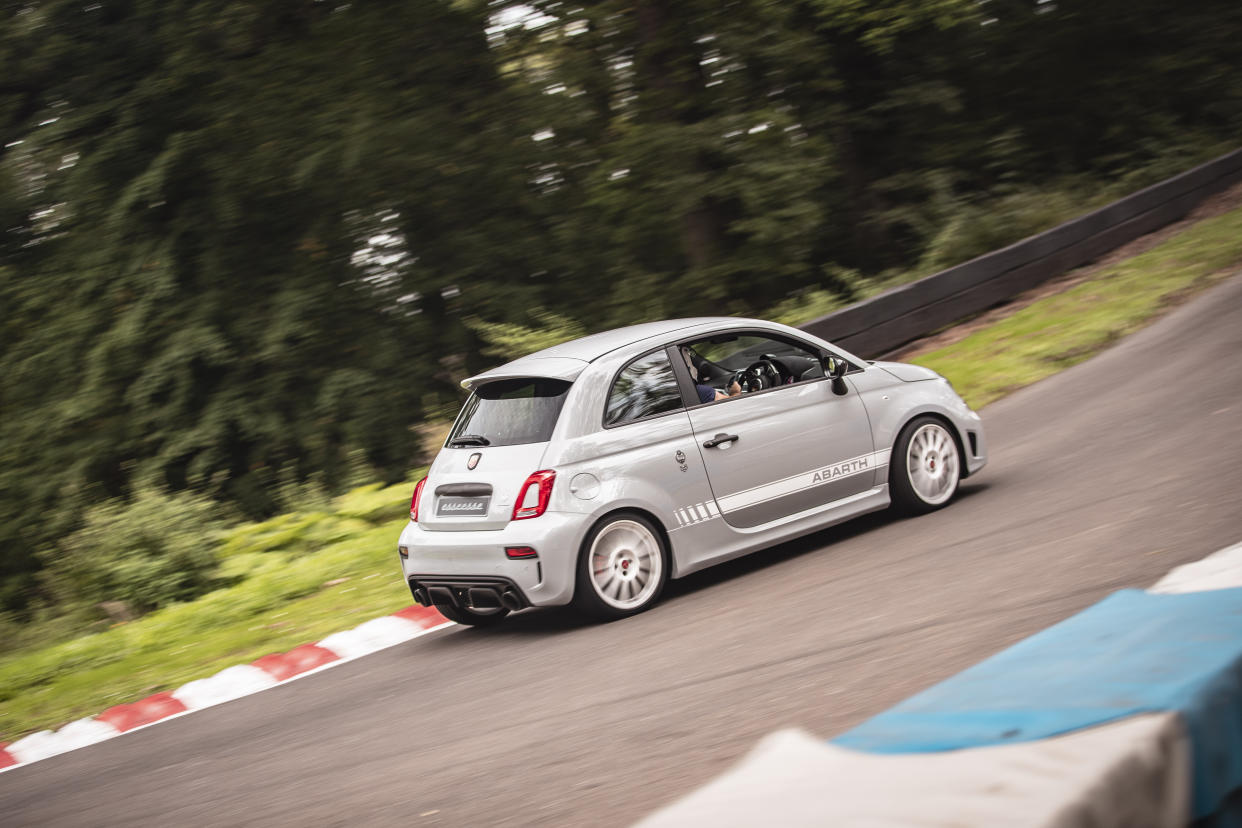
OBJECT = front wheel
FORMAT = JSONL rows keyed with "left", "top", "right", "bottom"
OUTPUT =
{"left": 573, "top": 513, "right": 669, "bottom": 620}
{"left": 433, "top": 602, "right": 509, "bottom": 627}
{"left": 889, "top": 416, "right": 961, "bottom": 514}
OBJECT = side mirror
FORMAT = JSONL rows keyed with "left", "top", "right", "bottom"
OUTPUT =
{"left": 825, "top": 355, "right": 849, "bottom": 395}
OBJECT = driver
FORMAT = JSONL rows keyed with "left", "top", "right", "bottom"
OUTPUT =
{"left": 698, "top": 378, "right": 742, "bottom": 404}
{"left": 681, "top": 347, "right": 742, "bottom": 403}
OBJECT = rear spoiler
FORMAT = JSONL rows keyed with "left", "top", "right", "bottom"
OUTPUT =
{"left": 461, "top": 356, "right": 589, "bottom": 391}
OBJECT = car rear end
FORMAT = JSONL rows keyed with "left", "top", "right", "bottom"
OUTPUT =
{"left": 399, "top": 376, "right": 588, "bottom": 615}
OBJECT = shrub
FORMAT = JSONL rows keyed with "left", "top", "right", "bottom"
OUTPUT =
{"left": 42, "top": 488, "right": 227, "bottom": 617}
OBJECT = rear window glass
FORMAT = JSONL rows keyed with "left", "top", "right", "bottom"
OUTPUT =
{"left": 447, "top": 378, "right": 572, "bottom": 448}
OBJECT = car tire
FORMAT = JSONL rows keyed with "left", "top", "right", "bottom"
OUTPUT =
{"left": 573, "top": 512, "right": 669, "bottom": 620}
{"left": 432, "top": 601, "right": 509, "bottom": 627}
{"left": 889, "top": 416, "right": 961, "bottom": 514}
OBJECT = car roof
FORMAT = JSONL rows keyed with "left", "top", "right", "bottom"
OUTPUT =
{"left": 526, "top": 318, "right": 738, "bottom": 361}
{"left": 461, "top": 317, "right": 744, "bottom": 390}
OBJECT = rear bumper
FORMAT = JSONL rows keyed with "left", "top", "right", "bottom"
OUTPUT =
{"left": 397, "top": 511, "right": 586, "bottom": 608}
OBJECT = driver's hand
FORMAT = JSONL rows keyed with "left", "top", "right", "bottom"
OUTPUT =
{"left": 729, "top": 381, "right": 742, "bottom": 396}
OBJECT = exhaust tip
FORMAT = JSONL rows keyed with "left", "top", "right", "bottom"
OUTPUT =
{"left": 408, "top": 581, "right": 431, "bottom": 606}
{"left": 499, "top": 589, "right": 523, "bottom": 612}
{"left": 467, "top": 587, "right": 503, "bottom": 609}
{"left": 427, "top": 586, "right": 455, "bottom": 607}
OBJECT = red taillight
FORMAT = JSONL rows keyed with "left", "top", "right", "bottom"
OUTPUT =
{"left": 512, "top": 470, "right": 555, "bottom": 520}
{"left": 505, "top": 546, "right": 538, "bottom": 559}
{"left": 409, "top": 476, "right": 427, "bottom": 522}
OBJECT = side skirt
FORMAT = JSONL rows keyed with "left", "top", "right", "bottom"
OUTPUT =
{"left": 672, "top": 485, "right": 891, "bottom": 578}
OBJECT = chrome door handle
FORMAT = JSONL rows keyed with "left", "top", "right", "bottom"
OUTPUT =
{"left": 703, "top": 433, "right": 739, "bottom": 449}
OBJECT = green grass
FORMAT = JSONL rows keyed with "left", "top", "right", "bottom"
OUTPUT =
{"left": 4, "top": 204, "right": 1242, "bottom": 744}
{"left": 0, "top": 480, "right": 420, "bottom": 741}
{"left": 911, "top": 205, "right": 1242, "bottom": 408}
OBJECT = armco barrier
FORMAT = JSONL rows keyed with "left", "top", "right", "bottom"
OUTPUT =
{"left": 799, "top": 148, "right": 1242, "bottom": 358}
{"left": 637, "top": 543, "right": 1242, "bottom": 827}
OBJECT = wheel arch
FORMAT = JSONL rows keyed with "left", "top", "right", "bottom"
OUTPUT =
{"left": 899, "top": 412, "right": 973, "bottom": 481}
{"left": 890, "top": 410, "right": 972, "bottom": 479}
{"left": 571, "top": 506, "right": 675, "bottom": 601}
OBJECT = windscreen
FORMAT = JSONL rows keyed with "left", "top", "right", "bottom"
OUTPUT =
{"left": 447, "top": 377, "right": 573, "bottom": 448}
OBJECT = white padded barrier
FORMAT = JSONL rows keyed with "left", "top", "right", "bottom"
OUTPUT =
{"left": 637, "top": 717, "right": 1189, "bottom": 827}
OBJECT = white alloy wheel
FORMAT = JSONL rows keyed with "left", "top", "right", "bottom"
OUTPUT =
{"left": 588, "top": 519, "right": 664, "bottom": 611}
{"left": 905, "top": 422, "right": 960, "bottom": 506}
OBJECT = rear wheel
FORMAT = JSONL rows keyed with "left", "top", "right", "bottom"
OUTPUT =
{"left": 573, "top": 513, "right": 668, "bottom": 620}
{"left": 432, "top": 602, "right": 509, "bottom": 627}
{"left": 889, "top": 416, "right": 961, "bottom": 514}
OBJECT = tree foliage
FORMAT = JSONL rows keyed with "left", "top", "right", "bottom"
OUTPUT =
{"left": 2, "top": 0, "right": 1241, "bottom": 618}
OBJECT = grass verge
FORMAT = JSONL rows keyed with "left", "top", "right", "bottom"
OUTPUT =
{"left": 0, "top": 481, "right": 419, "bottom": 741}
{"left": 3, "top": 204, "right": 1242, "bottom": 743}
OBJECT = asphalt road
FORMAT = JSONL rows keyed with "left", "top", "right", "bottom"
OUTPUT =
{"left": 3, "top": 273, "right": 1241, "bottom": 827}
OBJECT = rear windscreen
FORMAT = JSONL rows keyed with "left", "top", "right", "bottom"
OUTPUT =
{"left": 447, "top": 378, "right": 573, "bottom": 448}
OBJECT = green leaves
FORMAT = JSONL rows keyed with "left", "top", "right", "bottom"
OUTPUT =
{"left": 467, "top": 309, "right": 587, "bottom": 361}
{"left": 44, "top": 488, "right": 228, "bottom": 617}
{"left": 808, "top": 0, "right": 979, "bottom": 53}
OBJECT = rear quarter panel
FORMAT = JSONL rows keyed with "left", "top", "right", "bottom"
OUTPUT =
{"left": 542, "top": 357, "right": 722, "bottom": 578}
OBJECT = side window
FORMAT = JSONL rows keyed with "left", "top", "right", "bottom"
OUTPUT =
{"left": 682, "top": 333, "right": 825, "bottom": 400}
{"left": 606, "top": 351, "right": 684, "bottom": 426}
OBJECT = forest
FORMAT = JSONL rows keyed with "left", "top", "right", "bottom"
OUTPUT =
{"left": 2, "top": 0, "right": 1241, "bottom": 627}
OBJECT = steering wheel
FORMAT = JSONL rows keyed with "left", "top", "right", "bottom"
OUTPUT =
{"left": 759, "top": 354, "right": 793, "bottom": 384}
{"left": 728, "top": 369, "right": 754, "bottom": 394}
{"left": 731, "top": 360, "right": 781, "bottom": 393}
{"left": 750, "top": 359, "right": 782, "bottom": 389}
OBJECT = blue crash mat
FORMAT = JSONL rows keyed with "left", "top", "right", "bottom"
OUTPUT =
{"left": 833, "top": 587, "right": 1242, "bottom": 818}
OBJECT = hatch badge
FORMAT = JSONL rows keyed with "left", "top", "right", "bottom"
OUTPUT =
{"left": 467, "top": 452, "right": 481, "bottom": 470}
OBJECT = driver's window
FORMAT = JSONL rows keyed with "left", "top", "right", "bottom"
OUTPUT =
{"left": 681, "top": 333, "right": 823, "bottom": 403}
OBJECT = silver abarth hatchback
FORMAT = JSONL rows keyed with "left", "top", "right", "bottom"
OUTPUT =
{"left": 398, "top": 317, "right": 986, "bottom": 625}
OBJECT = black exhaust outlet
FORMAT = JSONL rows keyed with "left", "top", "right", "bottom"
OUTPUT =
{"left": 406, "top": 576, "right": 526, "bottom": 611}
{"left": 467, "top": 587, "right": 503, "bottom": 609}
{"left": 427, "top": 586, "right": 455, "bottom": 607}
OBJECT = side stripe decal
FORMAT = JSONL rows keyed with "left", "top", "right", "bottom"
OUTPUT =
{"left": 715, "top": 449, "right": 888, "bottom": 514}
{"left": 674, "top": 501, "right": 720, "bottom": 528}
{"left": 673, "top": 449, "right": 891, "bottom": 528}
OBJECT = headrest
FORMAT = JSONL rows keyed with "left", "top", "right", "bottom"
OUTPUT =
{"left": 679, "top": 347, "right": 699, "bottom": 382}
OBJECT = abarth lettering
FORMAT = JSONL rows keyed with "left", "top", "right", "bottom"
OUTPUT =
{"left": 811, "top": 456, "right": 869, "bottom": 484}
